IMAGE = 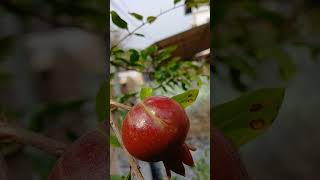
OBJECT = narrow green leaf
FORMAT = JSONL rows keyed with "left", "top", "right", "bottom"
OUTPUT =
{"left": 147, "top": 16, "right": 157, "bottom": 24}
{"left": 212, "top": 88, "right": 285, "bottom": 147}
{"left": 129, "top": 12, "right": 143, "bottom": 21}
{"left": 119, "top": 92, "right": 137, "bottom": 103}
{"left": 129, "top": 49, "right": 139, "bottom": 63}
{"left": 272, "top": 48, "right": 296, "bottom": 80}
{"left": 111, "top": 11, "right": 128, "bottom": 29}
{"left": 141, "top": 45, "right": 158, "bottom": 59}
{"left": 96, "top": 82, "right": 108, "bottom": 122}
{"left": 155, "top": 46, "right": 177, "bottom": 62}
{"left": 174, "top": 0, "right": 182, "bottom": 5}
{"left": 111, "top": 47, "right": 124, "bottom": 56}
{"left": 134, "top": 33, "right": 145, "bottom": 37}
{"left": 110, "top": 135, "right": 121, "bottom": 147}
{"left": 110, "top": 175, "right": 123, "bottom": 180}
{"left": 171, "top": 89, "right": 199, "bottom": 108}
{"left": 140, "top": 87, "right": 153, "bottom": 100}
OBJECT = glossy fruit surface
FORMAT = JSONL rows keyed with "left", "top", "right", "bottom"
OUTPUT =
{"left": 122, "top": 96, "right": 194, "bottom": 177}
{"left": 212, "top": 128, "right": 250, "bottom": 180}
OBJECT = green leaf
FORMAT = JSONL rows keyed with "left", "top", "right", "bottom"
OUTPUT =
{"left": 129, "top": 49, "right": 139, "bottom": 63}
{"left": 125, "top": 170, "right": 131, "bottom": 180}
{"left": 272, "top": 48, "right": 296, "bottom": 80}
{"left": 119, "top": 92, "right": 137, "bottom": 103}
{"left": 171, "top": 89, "right": 199, "bottom": 108}
{"left": 174, "top": 0, "right": 182, "bottom": 5}
{"left": 110, "top": 175, "right": 123, "bottom": 180}
{"left": 111, "top": 11, "right": 128, "bottom": 29}
{"left": 155, "top": 46, "right": 177, "bottom": 62}
{"left": 110, "top": 135, "right": 121, "bottom": 147}
{"left": 96, "top": 82, "right": 108, "bottom": 122}
{"left": 111, "top": 47, "right": 124, "bottom": 56}
{"left": 129, "top": 12, "right": 143, "bottom": 21}
{"left": 141, "top": 45, "right": 158, "bottom": 59}
{"left": 212, "top": 88, "right": 285, "bottom": 147}
{"left": 140, "top": 87, "right": 153, "bottom": 100}
{"left": 134, "top": 33, "right": 145, "bottom": 37}
{"left": 147, "top": 16, "right": 157, "bottom": 24}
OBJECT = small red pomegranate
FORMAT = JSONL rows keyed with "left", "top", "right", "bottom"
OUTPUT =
{"left": 122, "top": 96, "right": 194, "bottom": 178}
{"left": 212, "top": 128, "right": 250, "bottom": 180}
{"left": 48, "top": 129, "right": 108, "bottom": 180}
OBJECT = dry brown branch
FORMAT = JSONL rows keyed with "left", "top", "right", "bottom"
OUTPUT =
{"left": 0, "top": 121, "right": 67, "bottom": 157}
{"left": 110, "top": 100, "right": 132, "bottom": 111}
{"left": 110, "top": 115, "right": 144, "bottom": 180}
{"left": 109, "top": 100, "right": 144, "bottom": 180}
{"left": 112, "top": 4, "right": 185, "bottom": 49}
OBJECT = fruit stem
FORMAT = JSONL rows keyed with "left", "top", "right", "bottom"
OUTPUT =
{"left": 110, "top": 114, "right": 144, "bottom": 180}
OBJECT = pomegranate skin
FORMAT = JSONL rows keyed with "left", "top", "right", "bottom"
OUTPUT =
{"left": 48, "top": 129, "right": 108, "bottom": 180}
{"left": 122, "top": 96, "right": 193, "bottom": 177}
{"left": 212, "top": 128, "right": 250, "bottom": 180}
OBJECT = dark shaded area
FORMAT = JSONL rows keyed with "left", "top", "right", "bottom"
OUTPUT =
{"left": 212, "top": 0, "right": 320, "bottom": 179}
{"left": 0, "top": 1, "right": 107, "bottom": 179}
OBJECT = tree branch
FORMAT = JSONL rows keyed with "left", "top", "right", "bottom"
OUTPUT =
{"left": 0, "top": 121, "right": 67, "bottom": 157}
{"left": 110, "top": 100, "right": 132, "bottom": 111}
{"left": 112, "top": 4, "right": 185, "bottom": 49}
{"left": 109, "top": 101, "right": 144, "bottom": 180}
{"left": 110, "top": 115, "right": 144, "bottom": 180}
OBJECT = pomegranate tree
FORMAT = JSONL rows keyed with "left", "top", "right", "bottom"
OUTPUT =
{"left": 122, "top": 96, "right": 194, "bottom": 178}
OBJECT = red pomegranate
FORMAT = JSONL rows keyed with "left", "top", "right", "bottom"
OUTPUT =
{"left": 48, "top": 129, "right": 108, "bottom": 180}
{"left": 212, "top": 128, "right": 250, "bottom": 180}
{"left": 122, "top": 96, "right": 194, "bottom": 178}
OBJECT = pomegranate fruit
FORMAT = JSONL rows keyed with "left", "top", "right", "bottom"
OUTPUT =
{"left": 212, "top": 128, "right": 250, "bottom": 180}
{"left": 48, "top": 128, "right": 108, "bottom": 180}
{"left": 122, "top": 96, "right": 194, "bottom": 178}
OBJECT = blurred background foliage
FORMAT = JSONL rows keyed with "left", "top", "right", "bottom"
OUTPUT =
{"left": 212, "top": 0, "right": 320, "bottom": 180}
{"left": 212, "top": 0, "right": 320, "bottom": 92}
{"left": 0, "top": 0, "right": 106, "bottom": 179}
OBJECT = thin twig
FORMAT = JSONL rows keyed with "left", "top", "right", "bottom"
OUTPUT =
{"left": 112, "top": 4, "right": 185, "bottom": 49}
{"left": 0, "top": 121, "right": 67, "bottom": 157}
{"left": 110, "top": 100, "right": 132, "bottom": 111}
{"left": 110, "top": 115, "right": 144, "bottom": 180}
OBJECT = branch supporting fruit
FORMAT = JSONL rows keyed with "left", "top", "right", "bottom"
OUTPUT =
{"left": 109, "top": 100, "right": 144, "bottom": 180}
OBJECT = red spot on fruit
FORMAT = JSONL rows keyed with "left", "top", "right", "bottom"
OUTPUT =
{"left": 121, "top": 96, "right": 194, "bottom": 177}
